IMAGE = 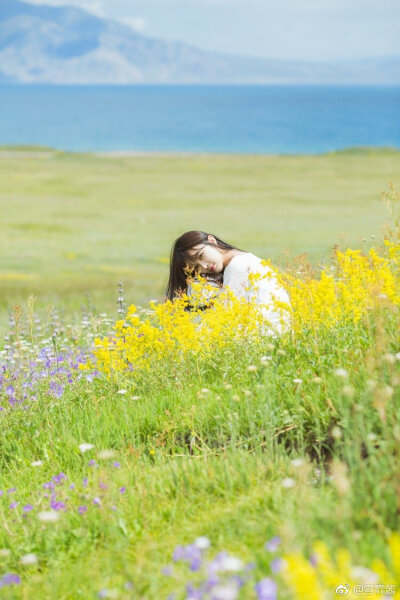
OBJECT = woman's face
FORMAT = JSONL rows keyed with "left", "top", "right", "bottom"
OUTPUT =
{"left": 186, "top": 240, "right": 224, "bottom": 275}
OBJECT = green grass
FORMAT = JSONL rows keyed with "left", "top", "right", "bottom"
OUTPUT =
{"left": 0, "top": 148, "right": 399, "bottom": 598}
{"left": 0, "top": 147, "right": 399, "bottom": 326}
{"left": 0, "top": 308, "right": 398, "bottom": 599}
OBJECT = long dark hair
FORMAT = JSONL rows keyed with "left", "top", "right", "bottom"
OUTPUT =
{"left": 165, "top": 230, "right": 243, "bottom": 301}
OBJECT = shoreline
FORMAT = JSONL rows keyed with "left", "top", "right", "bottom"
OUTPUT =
{"left": 0, "top": 145, "right": 399, "bottom": 159}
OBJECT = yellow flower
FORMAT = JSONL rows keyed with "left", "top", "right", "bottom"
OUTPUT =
{"left": 91, "top": 242, "right": 400, "bottom": 380}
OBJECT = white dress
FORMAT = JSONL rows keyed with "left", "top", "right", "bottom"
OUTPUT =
{"left": 223, "top": 253, "right": 291, "bottom": 335}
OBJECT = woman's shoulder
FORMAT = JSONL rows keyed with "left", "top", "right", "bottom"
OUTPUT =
{"left": 223, "top": 253, "right": 265, "bottom": 287}
{"left": 225, "top": 252, "right": 263, "bottom": 272}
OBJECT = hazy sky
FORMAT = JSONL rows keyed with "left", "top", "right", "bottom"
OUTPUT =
{"left": 25, "top": 0, "right": 400, "bottom": 61}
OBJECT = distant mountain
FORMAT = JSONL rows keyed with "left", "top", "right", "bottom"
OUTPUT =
{"left": 0, "top": 0, "right": 399, "bottom": 84}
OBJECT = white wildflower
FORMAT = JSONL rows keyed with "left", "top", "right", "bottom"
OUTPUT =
{"left": 79, "top": 443, "right": 94, "bottom": 453}
{"left": 350, "top": 566, "right": 378, "bottom": 584}
{"left": 194, "top": 536, "right": 211, "bottom": 550}
{"left": 342, "top": 385, "right": 355, "bottom": 399}
{"left": 218, "top": 556, "right": 245, "bottom": 572}
{"left": 381, "top": 385, "right": 394, "bottom": 399}
{"left": 383, "top": 353, "right": 395, "bottom": 364}
{"left": 20, "top": 553, "right": 38, "bottom": 565}
{"left": 282, "top": 477, "right": 296, "bottom": 489}
{"left": 97, "top": 450, "right": 116, "bottom": 460}
{"left": 212, "top": 583, "right": 239, "bottom": 600}
{"left": 38, "top": 511, "right": 60, "bottom": 523}
{"left": 331, "top": 426, "right": 342, "bottom": 439}
{"left": 334, "top": 368, "right": 348, "bottom": 378}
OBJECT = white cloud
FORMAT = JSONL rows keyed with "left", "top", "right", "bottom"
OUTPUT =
{"left": 24, "top": 0, "right": 146, "bottom": 31}
{"left": 120, "top": 17, "right": 147, "bottom": 33}
{"left": 24, "top": 0, "right": 106, "bottom": 17}
{"left": 19, "top": 0, "right": 400, "bottom": 61}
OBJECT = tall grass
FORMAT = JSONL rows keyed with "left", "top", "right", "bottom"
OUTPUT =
{"left": 0, "top": 188, "right": 399, "bottom": 599}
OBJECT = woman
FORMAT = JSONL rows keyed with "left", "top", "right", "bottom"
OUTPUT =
{"left": 165, "top": 230, "right": 291, "bottom": 335}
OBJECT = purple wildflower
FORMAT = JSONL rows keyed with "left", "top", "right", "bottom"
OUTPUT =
{"left": 232, "top": 575, "right": 246, "bottom": 588}
{"left": 82, "top": 477, "right": 88, "bottom": 487}
{"left": 119, "top": 487, "right": 126, "bottom": 494}
{"left": 49, "top": 382, "right": 64, "bottom": 399}
{"left": 0, "top": 573, "right": 21, "bottom": 588}
{"left": 172, "top": 545, "right": 185, "bottom": 561}
{"left": 50, "top": 499, "right": 66, "bottom": 511}
{"left": 88, "top": 460, "right": 97, "bottom": 467}
{"left": 78, "top": 506, "right": 87, "bottom": 515}
{"left": 255, "top": 578, "right": 278, "bottom": 600}
{"left": 173, "top": 544, "right": 202, "bottom": 571}
{"left": 52, "top": 473, "right": 67, "bottom": 485}
{"left": 9, "top": 502, "right": 18, "bottom": 509}
{"left": 23, "top": 504, "right": 34, "bottom": 513}
{"left": 189, "top": 554, "right": 202, "bottom": 571}
{"left": 265, "top": 536, "right": 281, "bottom": 553}
{"left": 207, "top": 551, "right": 229, "bottom": 573}
{"left": 93, "top": 497, "right": 101, "bottom": 506}
{"left": 7, "top": 488, "right": 17, "bottom": 494}
{"left": 270, "top": 558, "right": 284, "bottom": 573}
{"left": 113, "top": 462, "right": 121, "bottom": 468}
{"left": 185, "top": 583, "right": 203, "bottom": 600}
{"left": 43, "top": 481, "right": 55, "bottom": 491}
{"left": 309, "top": 553, "right": 318, "bottom": 567}
{"left": 206, "top": 572, "right": 219, "bottom": 588}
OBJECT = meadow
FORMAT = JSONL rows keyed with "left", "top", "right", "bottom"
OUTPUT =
{"left": 0, "top": 148, "right": 399, "bottom": 599}
{"left": 0, "top": 147, "right": 399, "bottom": 322}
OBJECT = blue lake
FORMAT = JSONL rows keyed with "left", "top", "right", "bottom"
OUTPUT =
{"left": 1, "top": 84, "right": 399, "bottom": 153}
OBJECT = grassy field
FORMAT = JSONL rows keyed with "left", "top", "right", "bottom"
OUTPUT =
{"left": 0, "top": 147, "right": 399, "bottom": 325}
{"left": 0, "top": 148, "right": 399, "bottom": 599}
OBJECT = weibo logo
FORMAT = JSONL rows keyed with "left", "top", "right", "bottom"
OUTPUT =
{"left": 335, "top": 584, "right": 351, "bottom": 595}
